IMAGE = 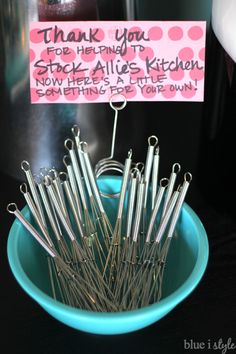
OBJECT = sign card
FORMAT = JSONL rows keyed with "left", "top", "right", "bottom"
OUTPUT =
{"left": 30, "top": 21, "right": 206, "bottom": 104}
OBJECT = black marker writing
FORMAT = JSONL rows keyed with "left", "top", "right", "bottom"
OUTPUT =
{"left": 115, "top": 28, "right": 149, "bottom": 55}
{"left": 38, "top": 25, "right": 101, "bottom": 44}
{"left": 34, "top": 59, "right": 88, "bottom": 75}
{"left": 146, "top": 56, "right": 203, "bottom": 73}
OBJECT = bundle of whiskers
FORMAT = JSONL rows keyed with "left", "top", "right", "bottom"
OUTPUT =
{"left": 7, "top": 126, "right": 192, "bottom": 312}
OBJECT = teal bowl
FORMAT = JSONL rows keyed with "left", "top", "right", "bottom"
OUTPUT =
{"left": 7, "top": 176, "right": 209, "bottom": 335}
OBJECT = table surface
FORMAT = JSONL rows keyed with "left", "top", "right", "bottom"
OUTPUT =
{"left": 1, "top": 171, "right": 236, "bottom": 354}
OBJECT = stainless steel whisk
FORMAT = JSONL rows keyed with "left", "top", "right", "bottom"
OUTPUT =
{"left": 103, "top": 149, "right": 133, "bottom": 287}
{"left": 79, "top": 141, "right": 113, "bottom": 248}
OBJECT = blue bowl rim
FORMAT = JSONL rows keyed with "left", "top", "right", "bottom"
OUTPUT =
{"left": 7, "top": 199, "right": 209, "bottom": 322}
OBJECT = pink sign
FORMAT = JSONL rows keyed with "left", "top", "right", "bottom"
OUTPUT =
{"left": 29, "top": 21, "right": 206, "bottom": 104}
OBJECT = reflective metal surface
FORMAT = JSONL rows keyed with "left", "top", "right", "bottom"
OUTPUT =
{"left": 0, "top": 0, "right": 101, "bottom": 179}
